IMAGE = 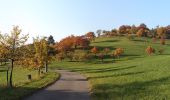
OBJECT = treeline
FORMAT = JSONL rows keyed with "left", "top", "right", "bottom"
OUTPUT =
{"left": 96, "top": 23, "right": 170, "bottom": 39}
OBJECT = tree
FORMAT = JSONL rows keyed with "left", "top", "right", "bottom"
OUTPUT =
{"left": 91, "top": 47, "right": 98, "bottom": 56}
{"left": 0, "top": 26, "right": 28, "bottom": 88}
{"left": 85, "top": 32, "right": 95, "bottom": 41}
{"left": 55, "top": 35, "right": 74, "bottom": 54}
{"left": 47, "top": 35, "right": 55, "bottom": 45}
{"left": 96, "top": 29, "right": 102, "bottom": 37}
{"left": 145, "top": 46, "right": 155, "bottom": 55}
{"left": 156, "top": 27, "right": 167, "bottom": 38}
{"left": 47, "top": 35, "right": 56, "bottom": 56}
{"left": 113, "top": 48, "right": 124, "bottom": 58}
{"left": 136, "top": 28, "right": 144, "bottom": 37}
{"left": 160, "top": 37, "right": 166, "bottom": 45}
{"left": 73, "top": 36, "right": 90, "bottom": 49}
{"left": 98, "top": 53, "right": 104, "bottom": 62}
{"left": 119, "top": 25, "right": 131, "bottom": 35}
{"left": 31, "top": 37, "right": 51, "bottom": 75}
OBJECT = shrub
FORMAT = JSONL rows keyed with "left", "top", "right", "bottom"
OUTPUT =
{"left": 113, "top": 48, "right": 124, "bottom": 58}
{"left": 98, "top": 53, "right": 104, "bottom": 62}
{"left": 56, "top": 52, "right": 65, "bottom": 61}
{"left": 145, "top": 46, "right": 155, "bottom": 55}
{"left": 91, "top": 47, "right": 98, "bottom": 56}
{"left": 158, "top": 48, "right": 164, "bottom": 55}
{"left": 73, "top": 50, "right": 90, "bottom": 61}
{"left": 104, "top": 48, "right": 110, "bottom": 55}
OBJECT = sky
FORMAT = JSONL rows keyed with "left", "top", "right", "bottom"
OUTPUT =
{"left": 0, "top": 0, "right": 170, "bottom": 42}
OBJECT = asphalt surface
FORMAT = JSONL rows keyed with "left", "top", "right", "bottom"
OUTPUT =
{"left": 24, "top": 70, "right": 90, "bottom": 100}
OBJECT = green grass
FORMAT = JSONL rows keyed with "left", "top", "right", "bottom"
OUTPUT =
{"left": 50, "top": 37, "right": 170, "bottom": 100}
{"left": 0, "top": 65, "right": 60, "bottom": 100}
{"left": 0, "top": 65, "right": 38, "bottom": 86}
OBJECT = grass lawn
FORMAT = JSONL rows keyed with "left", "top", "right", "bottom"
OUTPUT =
{"left": 0, "top": 65, "right": 60, "bottom": 100}
{"left": 50, "top": 37, "right": 170, "bottom": 100}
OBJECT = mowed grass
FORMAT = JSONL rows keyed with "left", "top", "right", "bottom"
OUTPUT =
{"left": 0, "top": 65, "right": 38, "bottom": 86}
{"left": 51, "top": 37, "right": 170, "bottom": 100}
{"left": 0, "top": 65, "right": 59, "bottom": 100}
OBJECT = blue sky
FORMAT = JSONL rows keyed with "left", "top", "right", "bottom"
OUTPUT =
{"left": 0, "top": 0, "right": 170, "bottom": 42}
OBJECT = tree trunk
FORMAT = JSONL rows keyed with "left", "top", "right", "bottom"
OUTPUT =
{"left": 45, "top": 61, "right": 48, "bottom": 73}
{"left": 6, "top": 67, "right": 9, "bottom": 86}
{"left": 9, "top": 59, "right": 14, "bottom": 88}
{"left": 38, "top": 68, "right": 41, "bottom": 77}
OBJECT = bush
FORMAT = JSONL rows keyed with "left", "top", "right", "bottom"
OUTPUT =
{"left": 73, "top": 50, "right": 90, "bottom": 61}
{"left": 113, "top": 48, "right": 124, "bottom": 58}
{"left": 145, "top": 46, "right": 155, "bottom": 55}
{"left": 158, "top": 48, "right": 164, "bottom": 55}
{"left": 98, "top": 53, "right": 104, "bottom": 62}
{"left": 56, "top": 52, "right": 65, "bottom": 61}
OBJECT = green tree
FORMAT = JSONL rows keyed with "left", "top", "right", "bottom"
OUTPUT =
{"left": 47, "top": 35, "right": 55, "bottom": 45}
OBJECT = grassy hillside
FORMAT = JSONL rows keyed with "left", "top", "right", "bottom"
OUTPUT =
{"left": 51, "top": 37, "right": 170, "bottom": 100}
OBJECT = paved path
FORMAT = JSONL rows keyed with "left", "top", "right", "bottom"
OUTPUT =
{"left": 24, "top": 70, "right": 90, "bottom": 100}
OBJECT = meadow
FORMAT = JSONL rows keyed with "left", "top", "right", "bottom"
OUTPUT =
{"left": 51, "top": 37, "right": 170, "bottom": 100}
{"left": 0, "top": 64, "right": 59, "bottom": 100}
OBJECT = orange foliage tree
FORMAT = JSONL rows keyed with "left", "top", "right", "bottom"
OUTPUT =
{"left": 91, "top": 47, "right": 98, "bottom": 56}
{"left": 55, "top": 35, "right": 90, "bottom": 54}
{"left": 85, "top": 32, "right": 95, "bottom": 41}
{"left": 156, "top": 27, "right": 166, "bottom": 38}
{"left": 145, "top": 46, "right": 155, "bottom": 55}
{"left": 113, "top": 48, "right": 124, "bottom": 58}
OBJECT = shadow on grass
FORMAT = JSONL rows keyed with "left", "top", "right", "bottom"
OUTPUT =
{"left": 132, "top": 39, "right": 149, "bottom": 42}
{"left": 0, "top": 86, "right": 38, "bottom": 100}
{"left": 83, "top": 66, "right": 137, "bottom": 74}
{"left": 25, "top": 90, "right": 89, "bottom": 100}
{"left": 87, "top": 71, "right": 146, "bottom": 80}
{"left": 92, "top": 76, "right": 170, "bottom": 100}
{"left": 93, "top": 40, "right": 120, "bottom": 43}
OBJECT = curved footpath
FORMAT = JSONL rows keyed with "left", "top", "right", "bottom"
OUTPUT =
{"left": 24, "top": 70, "right": 90, "bottom": 100}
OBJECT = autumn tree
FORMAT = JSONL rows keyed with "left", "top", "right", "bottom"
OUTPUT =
{"left": 160, "top": 37, "right": 166, "bottom": 45}
{"left": 73, "top": 36, "right": 90, "bottom": 49}
{"left": 145, "top": 46, "right": 155, "bottom": 55}
{"left": 0, "top": 26, "right": 28, "bottom": 88}
{"left": 55, "top": 35, "right": 74, "bottom": 54}
{"left": 0, "top": 45, "right": 9, "bottom": 65}
{"left": 91, "top": 47, "right": 98, "bottom": 56}
{"left": 31, "top": 37, "right": 51, "bottom": 75}
{"left": 118, "top": 25, "right": 131, "bottom": 35}
{"left": 85, "top": 32, "right": 95, "bottom": 41}
{"left": 113, "top": 48, "right": 124, "bottom": 58}
{"left": 136, "top": 28, "right": 144, "bottom": 37}
{"left": 156, "top": 27, "right": 167, "bottom": 38}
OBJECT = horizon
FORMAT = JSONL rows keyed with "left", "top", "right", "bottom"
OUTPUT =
{"left": 0, "top": 0, "right": 170, "bottom": 42}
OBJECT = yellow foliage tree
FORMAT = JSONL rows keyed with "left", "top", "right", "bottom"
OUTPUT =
{"left": 0, "top": 26, "right": 28, "bottom": 88}
{"left": 113, "top": 48, "right": 124, "bottom": 58}
{"left": 31, "top": 37, "right": 50, "bottom": 76}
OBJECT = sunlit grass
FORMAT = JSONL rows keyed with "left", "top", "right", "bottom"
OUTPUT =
{"left": 50, "top": 37, "right": 170, "bottom": 100}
